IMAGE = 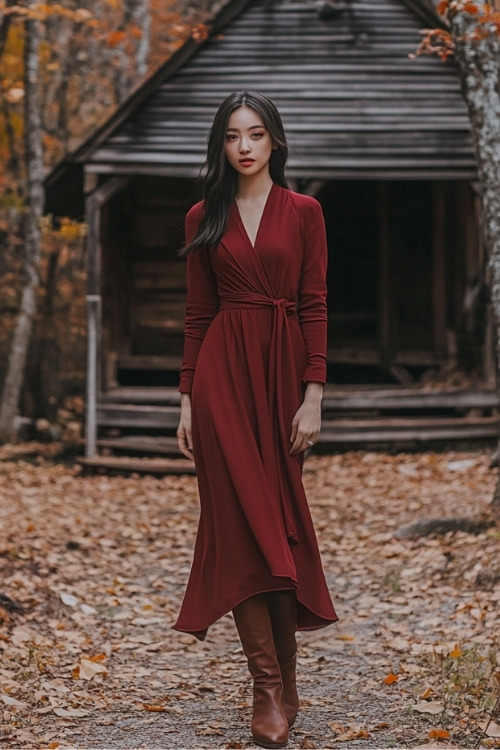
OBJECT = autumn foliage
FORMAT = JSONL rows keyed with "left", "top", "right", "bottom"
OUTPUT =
{"left": 0, "top": 1, "right": 216, "bottom": 419}
{"left": 416, "top": 1, "right": 500, "bottom": 60}
{"left": 0, "top": 1, "right": 213, "bottom": 190}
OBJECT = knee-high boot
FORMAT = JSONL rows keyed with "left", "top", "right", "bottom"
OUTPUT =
{"left": 232, "top": 594, "right": 289, "bottom": 749}
{"left": 266, "top": 591, "right": 299, "bottom": 727}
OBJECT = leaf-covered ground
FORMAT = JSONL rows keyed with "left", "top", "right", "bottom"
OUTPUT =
{"left": 1, "top": 445, "right": 499, "bottom": 749}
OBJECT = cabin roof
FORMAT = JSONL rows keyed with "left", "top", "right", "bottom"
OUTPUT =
{"left": 46, "top": 0, "right": 476, "bottom": 209}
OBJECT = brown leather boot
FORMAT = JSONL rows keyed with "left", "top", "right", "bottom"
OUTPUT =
{"left": 267, "top": 591, "right": 299, "bottom": 727}
{"left": 233, "top": 594, "right": 289, "bottom": 749}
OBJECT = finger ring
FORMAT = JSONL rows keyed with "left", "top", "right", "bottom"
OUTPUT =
{"left": 307, "top": 440, "right": 314, "bottom": 447}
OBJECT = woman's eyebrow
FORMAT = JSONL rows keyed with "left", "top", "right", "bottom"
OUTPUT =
{"left": 226, "top": 125, "right": 265, "bottom": 132}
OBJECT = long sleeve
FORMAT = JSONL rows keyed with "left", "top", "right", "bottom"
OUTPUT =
{"left": 178, "top": 205, "right": 219, "bottom": 394}
{"left": 297, "top": 197, "right": 328, "bottom": 385}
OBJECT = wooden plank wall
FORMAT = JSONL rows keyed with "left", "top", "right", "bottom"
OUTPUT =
{"left": 101, "top": 177, "right": 196, "bottom": 386}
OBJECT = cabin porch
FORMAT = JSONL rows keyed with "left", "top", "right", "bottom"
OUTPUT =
{"left": 78, "top": 173, "right": 498, "bottom": 468}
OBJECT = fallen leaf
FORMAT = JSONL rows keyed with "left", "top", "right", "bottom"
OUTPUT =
{"left": 429, "top": 729, "right": 450, "bottom": 739}
{"left": 383, "top": 673, "right": 399, "bottom": 684}
{"left": 78, "top": 659, "right": 107, "bottom": 681}
{"left": 480, "top": 720, "right": 500, "bottom": 738}
{"left": 142, "top": 704, "right": 167, "bottom": 712}
{"left": 80, "top": 604, "right": 97, "bottom": 615}
{"left": 60, "top": 593, "right": 78, "bottom": 607}
{"left": 1, "top": 693, "right": 26, "bottom": 707}
{"left": 420, "top": 687, "right": 436, "bottom": 699}
{"left": 52, "top": 707, "right": 90, "bottom": 717}
{"left": 87, "top": 653, "right": 106, "bottom": 662}
{"left": 414, "top": 701, "right": 445, "bottom": 715}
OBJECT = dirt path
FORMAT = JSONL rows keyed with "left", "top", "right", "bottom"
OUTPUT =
{"left": 0, "top": 447, "right": 499, "bottom": 749}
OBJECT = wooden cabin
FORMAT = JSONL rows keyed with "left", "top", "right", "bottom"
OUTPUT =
{"left": 45, "top": 0, "right": 498, "bottom": 464}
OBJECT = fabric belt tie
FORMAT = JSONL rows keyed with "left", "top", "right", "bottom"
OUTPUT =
{"left": 219, "top": 294, "right": 298, "bottom": 544}
{"left": 219, "top": 295, "right": 295, "bottom": 315}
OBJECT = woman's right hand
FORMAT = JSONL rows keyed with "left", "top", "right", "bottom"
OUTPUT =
{"left": 177, "top": 393, "right": 194, "bottom": 460}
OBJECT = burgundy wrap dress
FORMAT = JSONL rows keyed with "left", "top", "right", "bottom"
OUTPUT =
{"left": 174, "top": 183, "right": 338, "bottom": 640}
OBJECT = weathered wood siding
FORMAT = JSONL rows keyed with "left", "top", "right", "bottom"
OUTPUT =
{"left": 87, "top": 0, "right": 475, "bottom": 179}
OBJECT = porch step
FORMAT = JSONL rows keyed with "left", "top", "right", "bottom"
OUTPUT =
{"left": 102, "top": 387, "right": 180, "bottom": 405}
{"left": 83, "top": 414, "right": 499, "bottom": 475}
{"left": 97, "top": 403, "right": 179, "bottom": 429}
{"left": 116, "top": 355, "right": 182, "bottom": 371}
{"left": 322, "top": 387, "right": 498, "bottom": 412}
{"left": 97, "top": 435, "right": 181, "bottom": 456}
{"left": 320, "top": 415, "right": 499, "bottom": 445}
{"left": 95, "top": 411, "right": 499, "bottom": 450}
{"left": 78, "top": 455, "right": 195, "bottom": 475}
{"left": 100, "top": 385, "right": 498, "bottom": 411}
{"left": 93, "top": 386, "right": 499, "bottom": 467}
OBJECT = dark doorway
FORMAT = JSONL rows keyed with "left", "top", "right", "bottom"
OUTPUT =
{"left": 317, "top": 180, "right": 444, "bottom": 382}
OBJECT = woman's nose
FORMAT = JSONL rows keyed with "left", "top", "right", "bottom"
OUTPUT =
{"left": 240, "top": 139, "right": 251, "bottom": 153}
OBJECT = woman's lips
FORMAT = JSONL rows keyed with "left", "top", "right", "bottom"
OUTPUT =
{"left": 239, "top": 159, "right": 255, "bottom": 167}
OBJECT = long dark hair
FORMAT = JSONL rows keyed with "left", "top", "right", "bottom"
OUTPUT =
{"left": 179, "top": 91, "right": 289, "bottom": 257}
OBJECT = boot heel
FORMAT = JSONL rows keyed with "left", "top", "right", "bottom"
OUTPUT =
{"left": 279, "top": 653, "right": 299, "bottom": 727}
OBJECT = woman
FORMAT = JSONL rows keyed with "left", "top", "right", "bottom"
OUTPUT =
{"left": 175, "top": 91, "right": 338, "bottom": 749}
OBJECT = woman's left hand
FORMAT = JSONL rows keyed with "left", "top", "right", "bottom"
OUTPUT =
{"left": 289, "top": 386, "right": 323, "bottom": 455}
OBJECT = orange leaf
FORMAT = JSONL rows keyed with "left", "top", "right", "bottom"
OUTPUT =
{"left": 191, "top": 23, "right": 209, "bottom": 42}
{"left": 383, "top": 673, "right": 399, "bottom": 685}
{"left": 72, "top": 666, "right": 80, "bottom": 678}
{"left": 129, "top": 24, "right": 143, "bottom": 39}
{"left": 420, "top": 687, "right": 435, "bottom": 699}
{"left": 88, "top": 653, "right": 106, "bottom": 662}
{"left": 108, "top": 30, "right": 126, "bottom": 48}
{"left": 428, "top": 729, "right": 450, "bottom": 739}
{"left": 437, "top": 0, "right": 449, "bottom": 13}
{"left": 142, "top": 704, "right": 167, "bottom": 712}
{"left": 464, "top": 1, "right": 479, "bottom": 12}
{"left": 449, "top": 644, "right": 462, "bottom": 658}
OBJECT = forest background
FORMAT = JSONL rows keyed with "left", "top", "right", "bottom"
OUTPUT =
{"left": 0, "top": 0, "right": 224, "bottom": 445}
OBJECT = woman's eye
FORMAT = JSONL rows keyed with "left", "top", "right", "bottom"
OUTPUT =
{"left": 226, "top": 134, "right": 237, "bottom": 141}
{"left": 252, "top": 132, "right": 264, "bottom": 139}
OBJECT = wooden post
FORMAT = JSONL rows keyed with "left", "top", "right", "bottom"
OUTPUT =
{"left": 432, "top": 183, "right": 447, "bottom": 358}
{"left": 84, "top": 174, "right": 131, "bottom": 458}
{"left": 378, "top": 182, "right": 391, "bottom": 371}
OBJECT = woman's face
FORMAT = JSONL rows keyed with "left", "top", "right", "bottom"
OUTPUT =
{"left": 224, "top": 106, "right": 274, "bottom": 178}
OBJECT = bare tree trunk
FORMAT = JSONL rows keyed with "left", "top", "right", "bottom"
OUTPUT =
{"left": 1, "top": 94, "right": 21, "bottom": 177}
{"left": 114, "top": 0, "right": 150, "bottom": 101}
{"left": 0, "top": 0, "right": 17, "bottom": 60}
{"left": 0, "top": 3, "right": 44, "bottom": 443}
{"left": 128, "top": 0, "right": 150, "bottom": 78}
{"left": 449, "top": 8, "right": 500, "bottom": 510}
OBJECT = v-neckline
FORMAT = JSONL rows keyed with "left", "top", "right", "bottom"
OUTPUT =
{"left": 234, "top": 182, "right": 276, "bottom": 250}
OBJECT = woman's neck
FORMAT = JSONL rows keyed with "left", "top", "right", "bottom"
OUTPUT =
{"left": 236, "top": 171, "right": 274, "bottom": 202}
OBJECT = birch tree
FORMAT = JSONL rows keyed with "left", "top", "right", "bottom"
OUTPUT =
{"left": 451, "top": 4, "right": 500, "bottom": 509}
{"left": 0, "top": 1, "right": 43, "bottom": 442}
{"left": 113, "top": 0, "right": 151, "bottom": 102}
{"left": 419, "top": 0, "right": 500, "bottom": 510}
